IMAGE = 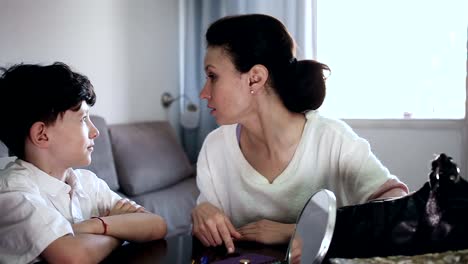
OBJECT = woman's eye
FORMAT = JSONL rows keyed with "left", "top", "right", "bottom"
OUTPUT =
{"left": 82, "top": 116, "right": 88, "bottom": 122}
{"left": 206, "top": 73, "right": 217, "bottom": 80}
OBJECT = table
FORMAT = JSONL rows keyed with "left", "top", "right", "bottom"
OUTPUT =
{"left": 328, "top": 248, "right": 468, "bottom": 264}
{"left": 102, "top": 234, "right": 288, "bottom": 264}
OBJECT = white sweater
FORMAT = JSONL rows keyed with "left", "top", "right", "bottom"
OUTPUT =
{"left": 196, "top": 111, "right": 400, "bottom": 227}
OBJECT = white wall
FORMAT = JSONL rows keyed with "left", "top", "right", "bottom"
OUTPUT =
{"left": 348, "top": 120, "right": 464, "bottom": 191}
{"left": 0, "top": 0, "right": 179, "bottom": 125}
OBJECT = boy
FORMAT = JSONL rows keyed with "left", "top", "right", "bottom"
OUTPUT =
{"left": 0, "top": 62, "right": 167, "bottom": 263}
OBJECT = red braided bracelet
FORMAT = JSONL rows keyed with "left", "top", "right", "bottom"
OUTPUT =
{"left": 92, "top": 217, "right": 108, "bottom": 235}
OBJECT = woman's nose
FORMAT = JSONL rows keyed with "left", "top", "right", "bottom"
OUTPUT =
{"left": 200, "top": 83, "right": 211, "bottom": 100}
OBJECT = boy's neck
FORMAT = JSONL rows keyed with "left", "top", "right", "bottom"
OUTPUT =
{"left": 24, "top": 153, "right": 69, "bottom": 182}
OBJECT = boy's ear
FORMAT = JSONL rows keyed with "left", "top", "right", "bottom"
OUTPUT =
{"left": 29, "top": 122, "right": 49, "bottom": 148}
{"left": 248, "top": 64, "right": 268, "bottom": 94}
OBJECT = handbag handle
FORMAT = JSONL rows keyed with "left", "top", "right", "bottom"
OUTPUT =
{"left": 429, "top": 153, "right": 460, "bottom": 190}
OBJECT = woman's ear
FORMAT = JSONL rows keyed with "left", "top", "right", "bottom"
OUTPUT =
{"left": 29, "top": 122, "right": 49, "bottom": 148}
{"left": 248, "top": 64, "right": 269, "bottom": 94}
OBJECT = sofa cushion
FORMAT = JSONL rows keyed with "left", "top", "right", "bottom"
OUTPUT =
{"left": 109, "top": 121, "right": 194, "bottom": 196}
{"left": 0, "top": 141, "right": 15, "bottom": 169}
{"left": 81, "top": 115, "right": 120, "bottom": 191}
{"left": 0, "top": 157, "right": 15, "bottom": 169}
{"left": 0, "top": 141, "right": 9, "bottom": 158}
{"left": 132, "top": 177, "right": 199, "bottom": 237}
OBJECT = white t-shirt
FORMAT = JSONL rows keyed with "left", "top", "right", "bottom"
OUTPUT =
{"left": 0, "top": 159, "right": 121, "bottom": 264}
{"left": 196, "top": 111, "right": 403, "bottom": 227}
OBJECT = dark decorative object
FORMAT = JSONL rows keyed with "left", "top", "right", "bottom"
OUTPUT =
{"left": 326, "top": 153, "right": 468, "bottom": 259}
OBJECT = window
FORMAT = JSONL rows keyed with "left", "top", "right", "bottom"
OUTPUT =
{"left": 316, "top": 0, "right": 467, "bottom": 119}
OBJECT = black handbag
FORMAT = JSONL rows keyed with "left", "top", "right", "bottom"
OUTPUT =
{"left": 325, "top": 153, "right": 468, "bottom": 259}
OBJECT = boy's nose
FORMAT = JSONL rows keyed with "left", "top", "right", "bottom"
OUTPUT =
{"left": 92, "top": 128, "right": 100, "bottom": 139}
{"left": 89, "top": 123, "right": 100, "bottom": 139}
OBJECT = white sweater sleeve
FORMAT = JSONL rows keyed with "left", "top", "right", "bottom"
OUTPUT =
{"left": 195, "top": 137, "right": 223, "bottom": 209}
{"left": 337, "top": 133, "right": 395, "bottom": 205}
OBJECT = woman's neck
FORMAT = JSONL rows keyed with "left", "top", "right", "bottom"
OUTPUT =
{"left": 240, "top": 96, "right": 306, "bottom": 158}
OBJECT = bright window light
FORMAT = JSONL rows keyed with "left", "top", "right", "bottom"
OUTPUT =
{"left": 316, "top": 0, "right": 467, "bottom": 119}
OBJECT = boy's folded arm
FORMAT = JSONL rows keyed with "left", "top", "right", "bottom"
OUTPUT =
{"left": 41, "top": 233, "right": 121, "bottom": 264}
{"left": 74, "top": 212, "right": 168, "bottom": 242}
{"left": 102, "top": 212, "right": 167, "bottom": 242}
{"left": 38, "top": 205, "right": 167, "bottom": 264}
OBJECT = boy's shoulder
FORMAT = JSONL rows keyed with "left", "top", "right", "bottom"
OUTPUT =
{"left": 0, "top": 159, "right": 40, "bottom": 194}
{"left": 71, "top": 168, "right": 105, "bottom": 189}
{"left": 72, "top": 168, "right": 99, "bottom": 181}
{"left": 70, "top": 168, "right": 116, "bottom": 199}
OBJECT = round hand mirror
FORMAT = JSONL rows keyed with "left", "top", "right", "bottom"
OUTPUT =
{"left": 287, "top": 189, "right": 336, "bottom": 264}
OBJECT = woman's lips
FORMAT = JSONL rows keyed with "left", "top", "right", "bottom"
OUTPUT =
{"left": 208, "top": 105, "right": 216, "bottom": 115}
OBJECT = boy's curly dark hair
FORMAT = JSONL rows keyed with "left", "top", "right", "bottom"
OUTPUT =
{"left": 0, "top": 62, "right": 96, "bottom": 159}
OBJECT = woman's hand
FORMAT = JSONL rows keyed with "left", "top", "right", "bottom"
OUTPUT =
{"left": 191, "top": 202, "right": 241, "bottom": 253}
{"left": 237, "top": 219, "right": 295, "bottom": 245}
{"left": 106, "top": 198, "right": 146, "bottom": 216}
{"left": 289, "top": 236, "right": 303, "bottom": 264}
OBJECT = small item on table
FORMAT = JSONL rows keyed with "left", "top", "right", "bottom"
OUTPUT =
{"left": 200, "top": 256, "right": 209, "bottom": 264}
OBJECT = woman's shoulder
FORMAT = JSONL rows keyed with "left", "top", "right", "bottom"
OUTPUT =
{"left": 199, "top": 124, "right": 239, "bottom": 160}
{"left": 204, "top": 124, "right": 237, "bottom": 145}
{"left": 306, "top": 110, "right": 357, "bottom": 136}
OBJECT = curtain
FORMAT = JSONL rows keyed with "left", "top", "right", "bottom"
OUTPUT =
{"left": 464, "top": 25, "right": 468, "bottom": 176}
{"left": 179, "top": 0, "right": 315, "bottom": 163}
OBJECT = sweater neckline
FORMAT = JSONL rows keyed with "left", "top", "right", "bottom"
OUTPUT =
{"left": 228, "top": 111, "right": 317, "bottom": 185}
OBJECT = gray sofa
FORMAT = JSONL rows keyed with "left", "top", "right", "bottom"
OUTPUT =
{"left": 0, "top": 115, "right": 199, "bottom": 237}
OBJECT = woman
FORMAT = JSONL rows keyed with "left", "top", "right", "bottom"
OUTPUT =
{"left": 191, "top": 14, "right": 408, "bottom": 254}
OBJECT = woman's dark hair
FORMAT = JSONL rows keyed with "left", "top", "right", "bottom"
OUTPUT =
{"left": 206, "top": 14, "right": 330, "bottom": 113}
{"left": 0, "top": 62, "right": 96, "bottom": 159}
